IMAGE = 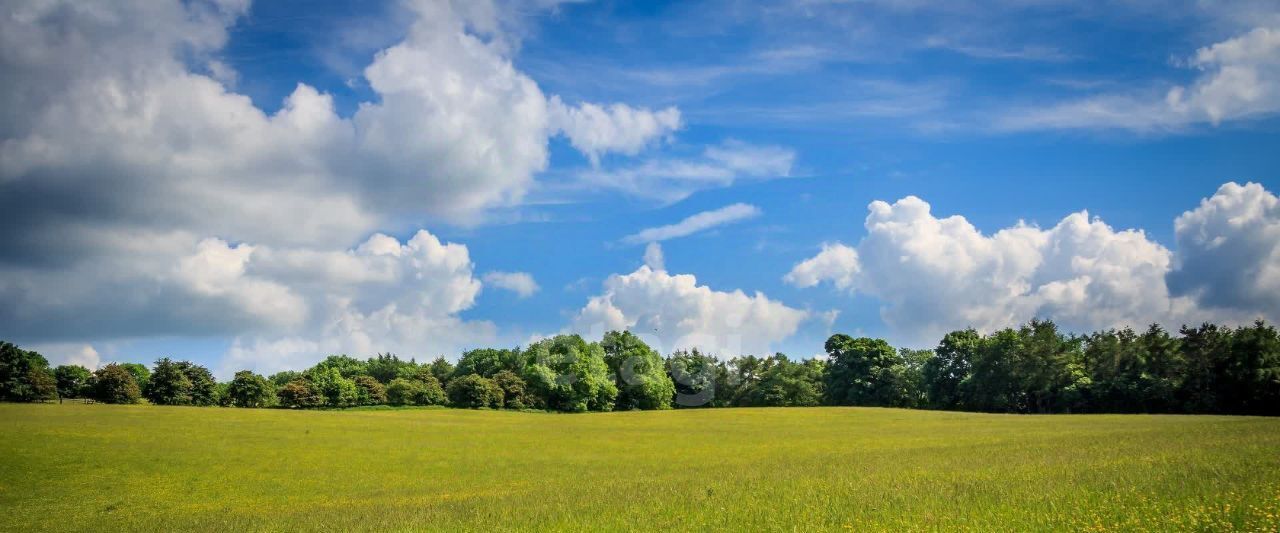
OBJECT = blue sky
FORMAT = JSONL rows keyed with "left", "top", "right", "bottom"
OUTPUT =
{"left": 1, "top": 0, "right": 1278, "bottom": 377}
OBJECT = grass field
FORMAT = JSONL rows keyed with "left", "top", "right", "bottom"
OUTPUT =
{"left": 2, "top": 404, "right": 1279, "bottom": 531}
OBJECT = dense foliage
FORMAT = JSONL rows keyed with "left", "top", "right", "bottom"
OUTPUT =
{"left": 0, "top": 342, "right": 57, "bottom": 402}
{"left": 2, "top": 320, "right": 1277, "bottom": 414}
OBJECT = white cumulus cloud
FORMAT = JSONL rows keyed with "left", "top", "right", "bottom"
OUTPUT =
{"left": 483, "top": 271, "right": 541, "bottom": 298}
{"left": 998, "top": 26, "right": 1280, "bottom": 131}
{"left": 1168, "top": 181, "right": 1280, "bottom": 313}
{"left": 784, "top": 186, "right": 1280, "bottom": 343}
{"left": 549, "top": 97, "right": 682, "bottom": 165}
{"left": 574, "top": 265, "right": 809, "bottom": 357}
{"left": 0, "top": 0, "right": 685, "bottom": 373}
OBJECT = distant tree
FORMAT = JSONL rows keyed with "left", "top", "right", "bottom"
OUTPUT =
{"left": 0, "top": 343, "right": 57, "bottom": 402}
{"left": 889, "top": 348, "right": 931, "bottom": 408}
{"left": 961, "top": 328, "right": 1022, "bottom": 412}
{"left": 666, "top": 349, "right": 725, "bottom": 408}
{"left": 1014, "top": 319, "right": 1085, "bottom": 413}
{"left": 277, "top": 379, "right": 322, "bottom": 408}
{"left": 456, "top": 348, "right": 524, "bottom": 378}
{"left": 412, "top": 376, "right": 447, "bottom": 406}
{"left": 26, "top": 367, "right": 57, "bottom": 402}
{"left": 117, "top": 363, "right": 150, "bottom": 393}
{"left": 145, "top": 358, "right": 193, "bottom": 405}
{"left": 426, "top": 357, "right": 456, "bottom": 385}
{"left": 311, "top": 355, "right": 367, "bottom": 379}
{"left": 1139, "top": 324, "right": 1183, "bottom": 412}
{"left": 227, "top": 371, "right": 275, "bottom": 408}
{"left": 446, "top": 374, "right": 503, "bottom": 409}
{"left": 179, "top": 361, "right": 218, "bottom": 406}
{"left": 53, "top": 365, "right": 93, "bottom": 400}
{"left": 366, "top": 353, "right": 412, "bottom": 384}
{"left": 1223, "top": 321, "right": 1280, "bottom": 415}
{"left": 491, "top": 370, "right": 531, "bottom": 409}
{"left": 93, "top": 364, "right": 142, "bottom": 404}
{"left": 1177, "top": 323, "right": 1230, "bottom": 413}
{"left": 308, "top": 367, "right": 359, "bottom": 407}
{"left": 924, "top": 329, "right": 979, "bottom": 409}
{"left": 383, "top": 375, "right": 447, "bottom": 406}
{"left": 353, "top": 375, "right": 387, "bottom": 405}
{"left": 523, "top": 335, "right": 617, "bottom": 412}
{"left": 601, "top": 331, "right": 674, "bottom": 410}
{"left": 822, "top": 334, "right": 900, "bottom": 406}
{"left": 385, "top": 378, "right": 419, "bottom": 406}
{"left": 215, "top": 382, "right": 233, "bottom": 407}
{"left": 268, "top": 371, "right": 304, "bottom": 387}
{"left": 721, "top": 355, "right": 771, "bottom": 406}
{"left": 740, "top": 354, "right": 824, "bottom": 407}
{"left": 1082, "top": 328, "right": 1134, "bottom": 412}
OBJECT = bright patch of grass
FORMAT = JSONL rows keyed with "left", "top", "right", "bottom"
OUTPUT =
{"left": 2, "top": 403, "right": 1279, "bottom": 531}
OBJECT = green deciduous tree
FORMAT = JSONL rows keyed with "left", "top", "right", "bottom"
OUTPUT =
{"left": 924, "top": 329, "right": 979, "bottom": 409}
{"left": 227, "top": 371, "right": 275, "bottom": 408}
{"left": 737, "top": 354, "right": 825, "bottom": 407}
{"left": 1223, "top": 321, "right": 1280, "bottom": 415}
{"left": 426, "top": 357, "right": 456, "bottom": 386}
{"left": 0, "top": 343, "right": 56, "bottom": 402}
{"left": 456, "top": 348, "right": 524, "bottom": 378}
{"left": 312, "top": 355, "right": 367, "bottom": 379}
{"left": 446, "top": 374, "right": 504, "bottom": 409}
{"left": 307, "top": 367, "right": 359, "bottom": 407}
{"left": 353, "top": 375, "right": 387, "bottom": 405}
{"left": 53, "top": 365, "right": 93, "bottom": 400}
{"left": 385, "top": 378, "right": 418, "bottom": 406}
{"left": 277, "top": 379, "right": 322, "bottom": 408}
{"left": 491, "top": 370, "right": 531, "bottom": 409}
{"left": 181, "top": 361, "right": 219, "bottom": 406}
{"left": 117, "top": 363, "right": 150, "bottom": 393}
{"left": 523, "top": 335, "right": 617, "bottom": 412}
{"left": 365, "top": 353, "right": 413, "bottom": 384}
{"left": 93, "top": 363, "right": 142, "bottom": 404}
{"left": 822, "top": 335, "right": 900, "bottom": 406}
{"left": 1177, "top": 323, "right": 1229, "bottom": 412}
{"left": 145, "top": 358, "right": 193, "bottom": 405}
{"left": 268, "top": 371, "right": 304, "bottom": 387}
{"left": 666, "top": 348, "right": 726, "bottom": 408}
{"left": 602, "top": 330, "right": 674, "bottom": 410}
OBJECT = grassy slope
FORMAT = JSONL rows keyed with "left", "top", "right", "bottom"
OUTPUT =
{"left": 1, "top": 404, "right": 1278, "bottom": 531}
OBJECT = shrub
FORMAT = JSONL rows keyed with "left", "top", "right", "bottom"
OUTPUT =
{"left": 412, "top": 376, "right": 447, "bottom": 406}
{"left": 307, "top": 367, "right": 359, "bottom": 407}
{"left": 354, "top": 375, "right": 387, "bottom": 405}
{"left": 387, "top": 377, "right": 447, "bottom": 406}
{"left": 492, "top": 370, "right": 531, "bottom": 409}
{"left": 277, "top": 379, "right": 322, "bottom": 408}
{"left": 446, "top": 374, "right": 503, "bottom": 409}
{"left": 385, "top": 378, "right": 418, "bottom": 406}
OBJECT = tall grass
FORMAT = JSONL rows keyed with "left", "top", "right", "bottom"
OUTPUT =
{"left": 2, "top": 403, "right": 1278, "bottom": 531}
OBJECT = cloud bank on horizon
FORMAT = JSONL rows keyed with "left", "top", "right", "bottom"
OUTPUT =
{"left": 0, "top": 0, "right": 1277, "bottom": 376}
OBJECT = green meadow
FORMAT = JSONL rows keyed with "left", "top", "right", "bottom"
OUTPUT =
{"left": 2, "top": 403, "right": 1278, "bottom": 531}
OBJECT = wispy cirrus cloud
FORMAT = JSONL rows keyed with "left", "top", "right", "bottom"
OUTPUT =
{"left": 570, "top": 140, "right": 795, "bottom": 203}
{"left": 623, "top": 203, "right": 762, "bottom": 245}
{"left": 996, "top": 26, "right": 1280, "bottom": 132}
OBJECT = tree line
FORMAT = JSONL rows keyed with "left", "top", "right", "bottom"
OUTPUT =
{"left": 2, "top": 320, "right": 1277, "bottom": 415}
